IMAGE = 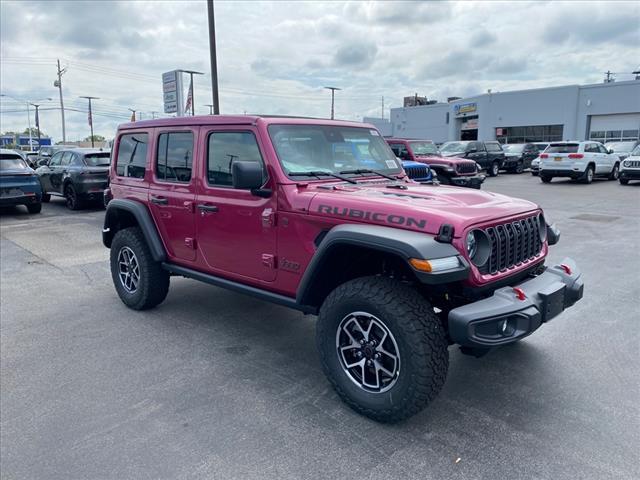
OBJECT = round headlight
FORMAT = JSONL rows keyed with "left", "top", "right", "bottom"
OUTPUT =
{"left": 466, "top": 231, "right": 477, "bottom": 258}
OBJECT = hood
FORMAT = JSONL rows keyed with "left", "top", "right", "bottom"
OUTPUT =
{"left": 441, "top": 151, "right": 465, "bottom": 158}
{"left": 300, "top": 181, "right": 539, "bottom": 237}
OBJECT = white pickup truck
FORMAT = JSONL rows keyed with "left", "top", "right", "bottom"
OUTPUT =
{"left": 539, "top": 141, "right": 620, "bottom": 184}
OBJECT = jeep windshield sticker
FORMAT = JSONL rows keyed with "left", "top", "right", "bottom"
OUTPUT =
{"left": 385, "top": 160, "right": 398, "bottom": 169}
{"left": 317, "top": 205, "right": 427, "bottom": 229}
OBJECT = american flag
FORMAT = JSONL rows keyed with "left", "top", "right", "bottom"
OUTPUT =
{"left": 184, "top": 78, "right": 193, "bottom": 115}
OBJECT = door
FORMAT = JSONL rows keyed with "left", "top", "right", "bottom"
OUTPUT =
{"left": 598, "top": 143, "right": 615, "bottom": 174}
{"left": 195, "top": 128, "right": 277, "bottom": 282}
{"left": 37, "top": 151, "right": 61, "bottom": 193}
{"left": 148, "top": 129, "right": 198, "bottom": 262}
{"left": 467, "top": 141, "right": 487, "bottom": 167}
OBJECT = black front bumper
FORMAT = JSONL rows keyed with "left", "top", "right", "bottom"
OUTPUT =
{"left": 448, "top": 258, "right": 584, "bottom": 348}
{"left": 450, "top": 174, "right": 485, "bottom": 189}
{"left": 620, "top": 170, "right": 640, "bottom": 180}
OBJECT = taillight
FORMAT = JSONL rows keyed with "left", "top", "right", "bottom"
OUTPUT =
{"left": 568, "top": 153, "right": 584, "bottom": 159}
{"left": 540, "top": 154, "right": 548, "bottom": 158}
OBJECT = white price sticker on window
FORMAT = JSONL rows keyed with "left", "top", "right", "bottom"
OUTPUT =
{"left": 386, "top": 160, "right": 398, "bottom": 169}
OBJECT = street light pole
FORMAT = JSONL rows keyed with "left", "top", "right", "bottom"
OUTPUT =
{"left": 324, "top": 86, "right": 341, "bottom": 120}
{"left": 207, "top": 0, "right": 220, "bottom": 114}
{"left": 80, "top": 96, "right": 99, "bottom": 147}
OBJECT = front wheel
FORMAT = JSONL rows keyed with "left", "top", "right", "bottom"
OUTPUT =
{"left": 488, "top": 161, "right": 499, "bottom": 177}
{"left": 608, "top": 163, "right": 620, "bottom": 180}
{"left": 110, "top": 227, "right": 170, "bottom": 310}
{"left": 540, "top": 175, "right": 552, "bottom": 183}
{"left": 515, "top": 161, "right": 524, "bottom": 174}
{"left": 316, "top": 276, "right": 449, "bottom": 423}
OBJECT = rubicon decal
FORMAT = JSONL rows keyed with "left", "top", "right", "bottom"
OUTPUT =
{"left": 317, "top": 205, "right": 427, "bottom": 229}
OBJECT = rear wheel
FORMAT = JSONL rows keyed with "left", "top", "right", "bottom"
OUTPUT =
{"left": 488, "top": 161, "right": 499, "bottom": 177}
{"left": 42, "top": 193, "right": 51, "bottom": 203}
{"left": 540, "top": 175, "right": 552, "bottom": 183}
{"left": 581, "top": 165, "right": 594, "bottom": 184}
{"left": 515, "top": 160, "right": 524, "bottom": 174}
{"left": 27, "top": 202, "right": 42, "bottom": 214}
{"left": 110, "top": 227, "right": 170, "bottom": 310}
{"left": 316, "top": 276, "right": 449, "bottom": 423}
{"left": 608, "top": 163, "right": 620, "bottom": 180}
{"left": 64, "top": 183, "right": 84, "bottom": 210}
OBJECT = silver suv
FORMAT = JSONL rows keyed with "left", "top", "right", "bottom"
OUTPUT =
{"left": 619, "top": 144, "right": 640, "bottom": 185}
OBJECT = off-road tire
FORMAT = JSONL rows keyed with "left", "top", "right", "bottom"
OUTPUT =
{"left": 110, "top": 227, "right": 170, "bottom": 310}
{"left": 581, "top": 165, "right": 594, "bottom": 184}
{"left": 608, "top": 163, "right": 620, "bottom": 180}
{"left": 515, "top": 160, "right": 524, "bottom": 174}
{"left": 531, "top": 170, "right": 539, "bottom": 176}
{"left": 540, "top": 175, "right": 552, "bottom": 183}
{"left": 619, "top": 178, "right": 629, "bottom": 185}
{"left": 42, "top": 193, "right": 51, "bottom": 203}
{"left": 27, "top": 202, "right": 42, "bottom": 214}
{"left": 488, "top": 161, "right": 499, "bottom": 177}
{"left": 65, "top": 183, "right": 84, "bottom": 210}
{"left": 316, "top": 276, "right": 449, "bottom": 423}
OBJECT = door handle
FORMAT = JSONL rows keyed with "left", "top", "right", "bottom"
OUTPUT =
{"left": 151, "top": 196, "right": 169, "bottom": 205}
{"left": 197, "top": 204, "right": 218, "bottom": 213}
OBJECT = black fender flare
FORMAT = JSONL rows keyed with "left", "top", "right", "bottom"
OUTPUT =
{"left": 296, "top": 224, "right": 469, "bottom": 306}
{"left": 102, "top": 199, "right": 166, "bottom": 262}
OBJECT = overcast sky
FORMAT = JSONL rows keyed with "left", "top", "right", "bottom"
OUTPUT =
{"left": 1, "top": 0, "right": 638, "bottom": 142}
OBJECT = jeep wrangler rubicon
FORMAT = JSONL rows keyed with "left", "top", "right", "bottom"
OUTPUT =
{"left": 103, "top": 116, "right": 584, "bottom": 423}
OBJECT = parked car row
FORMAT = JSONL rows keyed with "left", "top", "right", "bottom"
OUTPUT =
{"left": 0, "top": 147, "right": 111, "bottom": 214}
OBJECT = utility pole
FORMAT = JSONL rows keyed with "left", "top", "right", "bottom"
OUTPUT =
{"left": 55, "top": 59, "right": 67, "bottom": 143}
{"left": 204, "top": 104, "right": 214, "bottom": 114}
{"left": 32, "top": 103, "right": 41, "bottom": 149}
{"left": 207, "top": 0, "right": 220, "bottom": 114}
{"left": 381, "top": 96, "right": 384, "bottom": 119}
{"left": 80, "top": 96, "right": 99, "bottom": 147}
{"left": 151, "top": 111, "right": 158, "bottom": 119}
{"left": 604, "top": 70, "right": 614, "bottom": 83}
{"left": 128, "top": 109, "right": 137, "bottom": 122}
{"left": 324, "top": 86, "right": 341, "bottom": 120}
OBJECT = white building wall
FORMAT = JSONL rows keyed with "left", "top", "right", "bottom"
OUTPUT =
{"left": 363, "top": 117, "right": 392, "bottom": 136}
{"left": 390, "top": 103, "right": 449, "bottom": 142}
{"left": 577, "top": 81, "right": 640, "bottom": 139}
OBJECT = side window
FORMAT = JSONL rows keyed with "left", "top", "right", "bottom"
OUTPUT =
{"left": 390, "top": 143, "right": 409, "bottom": 159}
{"left": 60, "top": 151, "right": 74, "bottom": 166}
{"left": 598, "top": 144, "right": 608, "bottom": 154}
{"left": 49, "top": 152, "right": 63, "bottom": 166}
{"left": 116, "top": 133, "right": 148, "bottom": 178}
{"left": 207, "top": 131, "right": 264, "bottom": 187}
{"left": 469, "top": 142, "right": 482, "bottom": 152}
{"left": 156, "top": 132, "right": 194, "bottom": 183}
{"left": 486, "top": 142, "right": 501, "bottom": 152}
{"left": 584, "top": 143, "right": 597, "bottom": 153}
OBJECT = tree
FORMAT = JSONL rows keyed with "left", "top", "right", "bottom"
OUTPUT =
{"left": 23, "top": 127, "right": 46, "bottom": 137}
{"left": 84, "top": 135, "right": 105, "bottom": 142}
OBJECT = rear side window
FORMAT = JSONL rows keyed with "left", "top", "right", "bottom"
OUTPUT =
{"left": 546, "top": 143, "right": 579, "bottom": 153}
{"left": 584, "top": 144, "right": 599, "bottom": 153}
{"left": 61, "top": 151, "right": 74, "bottom": 166}
{"left": 84, "top": 152, "right": 111, "bottom": 166}
{"left": 486, "top": 142, "right": 502, "bottom": 152}
{"left": 156, "top": 132, "right": 194, "bottom": 183}
{"left": 116, "top": 133, "right": 148, "bottom": 178}
{"left": 207, "top": 131, "right": 264, "bottom": 187}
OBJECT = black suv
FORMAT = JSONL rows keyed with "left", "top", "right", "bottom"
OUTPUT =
{"left": 36, "top": 148, "right": 111, "bottom": 209}
{"left": 440, "top": 141, "right": 505, "bottom": 177}
{"left": 501, "top": 143, "right": 542, "bottom": 173}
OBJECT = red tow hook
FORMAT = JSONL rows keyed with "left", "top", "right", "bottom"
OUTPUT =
{"left": 559, "top": 263, "right": 572, "bottom": 275}
{"left": 513, "top": 287, "right": 527, "bottom": 301}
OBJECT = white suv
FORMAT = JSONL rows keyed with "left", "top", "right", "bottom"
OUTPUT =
{"left": 619, "top": 144, "right": 640, "bottom": 185}
{"left": 539, "top": 141, "right": 620, "bottom": 184}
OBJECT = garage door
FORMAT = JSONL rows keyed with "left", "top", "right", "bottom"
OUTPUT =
{"left": 589, "top": 113, "right": 640, "bottom": 142}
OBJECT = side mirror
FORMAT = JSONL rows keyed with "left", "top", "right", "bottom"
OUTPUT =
{"left": 37, "top": 159, "right": 49, "bottom": 167}
{"left": 607, "top": 149, "right": 614, "bottom": 154}
{"left": 232, "top": 161, "right": 264, "bottom": 190}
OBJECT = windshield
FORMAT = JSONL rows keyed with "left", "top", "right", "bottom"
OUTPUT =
{"left": 268, "top": 125, "right": 401, "bottom": 178}
{"left": 502, "top": 144, "right": 525, "bottom": 153}
{"left": 84, "top": 152, "right": 111, "bottom": 166}
{"left": 631, "top": 145, "right": 640, "bottom": 156}
{"left": 0, "top": 156, "right": 29, "bottom": 169}
{"left": 409, "top": 142, "right": 438, "bottom": 155}
{"left": 440, "top": 141, "right": 468, "bottom": 153}
{"left": 605, "top": 141, "right": 636, "bottom": 153}
{"left": 547, "top": 143, "right": 579, "bottom": 153}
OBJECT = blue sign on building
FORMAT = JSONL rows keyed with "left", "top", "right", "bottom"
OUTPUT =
{"left": 0, "top": 135, "right": 52, "bottom": 148}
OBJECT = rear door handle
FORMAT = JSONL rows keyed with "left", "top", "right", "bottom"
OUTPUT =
{"left": 151, "top": 196, "right": 169, "bottom": 205}
{"left": 197, "top": 204, "right": 218, "bottom": 213}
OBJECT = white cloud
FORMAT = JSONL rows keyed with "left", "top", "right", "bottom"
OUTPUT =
{"left": 1, "top": 0, "right": 638, "bottom": 141}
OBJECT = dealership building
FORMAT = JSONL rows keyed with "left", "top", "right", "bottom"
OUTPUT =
{"left": 365, "top": 79, "right": 640, "bottom": 144}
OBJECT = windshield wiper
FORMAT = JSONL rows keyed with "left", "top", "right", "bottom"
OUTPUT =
{"left": 288, "top": 171, "right": 358, "bottom": 184}
{"left": 339, "top": 169, "right": 400, "bottom": 181}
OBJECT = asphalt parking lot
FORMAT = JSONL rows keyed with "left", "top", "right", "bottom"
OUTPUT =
{"left": 1, "top": 175, "right": 639, "bottom": 480}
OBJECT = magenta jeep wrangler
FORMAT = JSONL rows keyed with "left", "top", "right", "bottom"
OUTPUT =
{"left": 103, "top": 116, "right": 584, "bottom": 422}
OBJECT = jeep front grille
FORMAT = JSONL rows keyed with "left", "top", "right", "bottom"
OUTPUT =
{"left": 625, "top": 160, "right": 640, "bottom": 168}
{"left": 456, "top": 162, "right": 477, "bottom": 174}
{"left": 404, "top": 164, "right": 430, "bottom": 180}
{"left": 483, "top": 216, "right": 543, "bottom": 274}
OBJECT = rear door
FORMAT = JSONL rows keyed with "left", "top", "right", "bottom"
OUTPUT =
{"left": 51, "top": 151, "right": 74, "bottom": 193}
{"left": 148, "top": 128, "right": 198, "bottom": 263}
{"left": 597, "top": 143, "right": 615, "bottom": 174}
{"left": 38, "top": 151, "right": 63, "bottom": 193}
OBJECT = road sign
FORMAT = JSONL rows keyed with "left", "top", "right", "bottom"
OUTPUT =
{"left": 162, "top": 70, "right": 184, "bottom": 115}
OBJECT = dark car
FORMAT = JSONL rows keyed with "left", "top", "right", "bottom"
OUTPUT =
{"left": 386, "top": 138, "right": 484, "bottom": 188}
{"left": 36, "top": 148, "right": 111, "bottom": 210}
{"left": 0, "top": 149, "right": 43, "bottom": 214}
{"left": 501, "top": 143, "right": 541, "bottom": 173}
{"left": 440, "top": 141, "right": 505, "bottom": 177}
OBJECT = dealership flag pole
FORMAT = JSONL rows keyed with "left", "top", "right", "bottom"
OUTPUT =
{"left": 207, "top": 0, "right": 220, "bottom": 114}
{"left": 80, "top": 96, "right": 99, "bottom": 147}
